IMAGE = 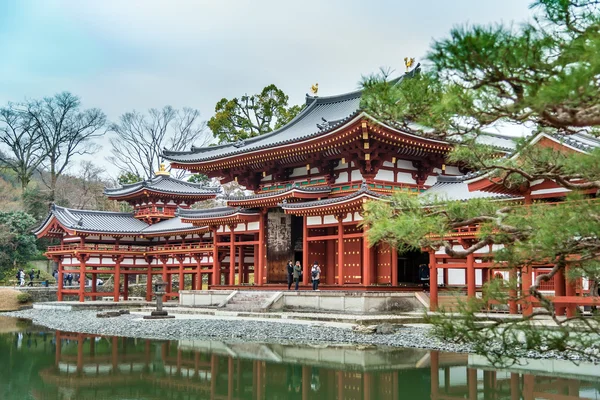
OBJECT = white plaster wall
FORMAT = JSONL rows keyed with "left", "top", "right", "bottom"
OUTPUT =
{"left": 397, "top": 160, "right": 416, "bottom": 170}
{"left": 383, "top": 161, "right": 395, "bottom": 168}
{"left": 342, "top": 213, "right": 353, "bottom": 223}
{"left": 448, "top": 269, "right": 465, "bottom": 285}
{"left": 375, "top": 169, "right": 394, "bottom": 182}
{"left": 334, "top": 161, "right": 348, "bottom": 170}
{"left": 307, "top": 216, "right": 321, "bottom": 226}
{"left": 353, "top": 212, "right": 363, "bottom": 221}
{"left": 396, "top": 172, "right": 415, "bottom": 184}
{"left": 247, "top": 221, "right": 260, "bottom": 230}
{"left": 323, "top": 215, "right": 338, "bottom": 225}
{"left": 351, "top": 170, "right": 363, "bottom": 181}
{"left": 336, "top": 172, "right": 349, "bottom": 183}
{"left": 289, "top": 167, "right": 306, "bottom": 177}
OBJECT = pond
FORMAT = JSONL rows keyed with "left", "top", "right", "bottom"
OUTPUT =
{"left": 0, "top": 317, "right": 599, "bottom": 399}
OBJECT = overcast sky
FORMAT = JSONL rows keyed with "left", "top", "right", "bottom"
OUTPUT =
{"left": 0, "top": 0, "right": 534, "bottom": 177}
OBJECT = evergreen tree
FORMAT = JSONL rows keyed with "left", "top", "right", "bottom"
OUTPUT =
{"left": 361, "top": 0, "right": 600, "bottom": 363}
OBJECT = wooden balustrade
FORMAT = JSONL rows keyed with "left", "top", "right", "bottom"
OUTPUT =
{"left": 46, "top": 242, "right": 213, "bottom": 254}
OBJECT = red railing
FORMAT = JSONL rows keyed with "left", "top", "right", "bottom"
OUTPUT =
{"left": 134, "top": 207, "right": 176, "bottom": 216}
{"left": 46, "top": 242, "right": 213, "bottom": 253}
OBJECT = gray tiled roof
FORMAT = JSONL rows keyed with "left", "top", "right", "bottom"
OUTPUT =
{"left": 177, "top": 207, "right": 259, "bottom": 219}
{"left": 226, "top": 185, "right": 331, "bottom": 201}
{"left": 280, "top": 185, "right": 387, "bottom": 209}
{"left": 35, "top": 204, "right": 149, "bottom": 235}
{"left": 104, "top": 175, "right": 220, "bottom": 197}
{"left": 140, "top": 216, "right": 200, "bottom": 234}
{"left": 552, "top": 132, "right": 600, "bottom": 152}
{"left": 163, "top": 89, "right": 363, "bottom": 163}
{"left": 420, "top": 175, "right": 519, "bottom": 202}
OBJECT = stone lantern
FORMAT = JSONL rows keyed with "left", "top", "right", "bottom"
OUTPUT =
{"left": 143, "top": 277, "right": 174, "bottom": 319}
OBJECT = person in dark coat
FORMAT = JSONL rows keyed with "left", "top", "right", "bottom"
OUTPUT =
{"left": 286, "top": 261, "right": 294, "bottom": 290}
{"left": 418, "top": 264, "right": 430, "bottom": 291}
{"left": 293, "top": 261, "right": 302, "bottom": 291}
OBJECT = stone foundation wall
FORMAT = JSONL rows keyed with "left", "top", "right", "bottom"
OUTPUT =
{"left": 274, "top": 292, "right": 424, "bottom": 313}
{"left": 14, "top": 287, "right": 58, "bottom": 302}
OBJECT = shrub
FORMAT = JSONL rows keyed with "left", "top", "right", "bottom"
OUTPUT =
{"left": 16, "top": 293, "right": 33, "bottom": 304}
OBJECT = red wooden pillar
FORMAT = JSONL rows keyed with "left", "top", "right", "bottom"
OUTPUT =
{"left": 337, "top": 217, "right": 344, "bottom": 285}
{"left": 522, "top": 265, "right": 533, "bottom": 316}
{"left": 326, "top": 234, "right": 335, "bottom": 285}
{"left": 123, "top": 273, "right": 129, "bottom": 301}
{"left": 195, "top": 256, "right": 202, "bottom": 290}
{"left": 212, "top": 228, "right": 219, "bottom": 286}
{"left": 391, "top": 247, "right": 398, "bottom": 286}
{"left": 253, "top": 243, "right": 259, "bottom": 285}
{"left": 257, "top": 210, "right": 266, "bottom": 286}
{"left": 91, "top": 273, "right": 97, "bottom": 301}
{"left": 302, "top": 215, "right": 309, "bottom": 285}
{"left": 146, "top": 264, "right": 152, "bottom": 302}
{"left": 429, "top": 251, "right": 438, "bottom": 311}
{"left": 565, "top": 266, "right": 577, "bottom": 318}
{"left": 362, "top": 225, "right": 371, "bottom": 286}
{"left": 467, "top": 253, "right": 476, "bottom": 299}
{"left": 239, "top": 246, "right": 245, "bottom": 284}
{"left": 509, "top": 268, "right": 518, "bottom": 314}
{"left": 114, "top": 258, "right": 121, "bottom": 302}
{"left": 78, "top": 255, "right": 86, "bottom": 302}
{"left": 554, "top": 267, "right": 566, "bottom": 316}
{"left": 229, "top": 228, "right": 235, "bottom": 286}
{"left": 56, "top": 257, "right": 63, "bottom": 301}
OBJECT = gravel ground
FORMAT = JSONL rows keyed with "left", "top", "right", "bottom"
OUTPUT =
{"left": 4, "top": 309, "right": 599, "bottom": 363}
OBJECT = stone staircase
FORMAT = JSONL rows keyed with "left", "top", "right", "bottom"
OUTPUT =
{"left": 223, "top": 291, "right": 277, "bottom": 312}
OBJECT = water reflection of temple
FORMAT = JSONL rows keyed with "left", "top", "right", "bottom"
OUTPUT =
{"left": 36, "top": 331, "right": 600, "bottom": 400}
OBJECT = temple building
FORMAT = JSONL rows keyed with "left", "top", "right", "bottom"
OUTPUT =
{"left": 34, "top": 68, "right": 600, "bottom": 314}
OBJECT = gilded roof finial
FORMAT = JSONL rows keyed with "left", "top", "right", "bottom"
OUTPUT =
{"left": 155, "top": 162, "right": 170, "bottom": 176}
{"left": 404, "top": 57, "right": 415, "bottom": 72}
{"left": 310, "top": 83, "right": 319, "bottom": 96}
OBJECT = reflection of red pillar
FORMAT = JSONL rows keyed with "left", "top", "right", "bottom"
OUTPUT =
{"left": 256, "top": 360, "right": 264, "bottom": 400}
{"left": 391, "top": 247, "right": 398, "bottom": 286}
{"left": 392, "top": 371, "right": 399, "bottom": 399}
{"left": 467, "top": 254, "right": 476, "bottom": 298}
{"left": 554, "top": 268, "right": 566, "bottom": 316}
{"left": 430, "top": 351, "right": 439, "bottom": 397}
{"left": 176, "top": 349, "right": 182, "bottom": 374}
{"left": 210, "top": 355, "right": 218, "bottom": 396}
{"left": 89, "top": 336, "right": 95, "bottom": 356}
{"left": 363, "top": 372, "right": 372, "bottom": 400}
{"left": 565, "top": 267, "right": 577, "bottom": 318}
{"left": 76, "top": 335, "right": 84, "bottom": 373}
{"left": 522, "top": 265, "right": 533, "bottom": 316}
{"left": 467, "top": 368, "right": 477, "bottom": 400}
{"left": 112, "top": 337, "right": 119, "bottom": 373}
{"left": 337, "top": 371, "right": 344, "bottom": 400}
{"left": 228, "top": 356, "right": 234, "bottom": 400}
{"left": 55, "top": 331, "right": 62, "bottom": 366}
{"left": 302, "top": 366, "right": 310, "bottom": 400}
{"left": 523, "top": 374, "right": 534, "bottom": 400}
{"left": 509, "top": 268, "right": 518, "bottom": 314}
{"left": 568, "top": 379, "right": 579, "bottom": 396}
{"left": 510, "top": 373, "right": 520, "bottom": 400}
{"left": 429, "top": 252, "right": 438, "bottom": 311}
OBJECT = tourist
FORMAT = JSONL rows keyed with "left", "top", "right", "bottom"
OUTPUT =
{"left": 36, "top": 269, "right": 40, "bottom": 279}
{"left": 293, "top": 261, "right": 302, "bottom": 290}
{"left": 418, "top": 264, "right": 430, "bottom": 291}
{"left": 66, "top": 273, "right": 73, "bottom": 286}
{"left": 28, "top": 269, "right": 35, "bottom": 286}
{"left": 52, "top": 269, "right": 58, "bottom": 283}
{"left": 17, "top": 268, "right": 25, "bottom": 286}
{"left": 311, "top": 261, "right": 321, "bottom": 291}
{"left": 286, "top": 260, "right": 294, "bottom": 290}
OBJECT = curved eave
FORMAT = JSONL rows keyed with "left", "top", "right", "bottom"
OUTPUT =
{"left": 226, "top": 186, "right": 331, "bottom": 207}
{"left": 180, "top": 211, "right": 261, "bottom": 227}
{"left": 33, "top": 214, "right": 73, "bottom": 238}
{"left": 105, "top": 188, "right": 218, "bottom": 201}
{"left": 141, "top": 225, "right": 211, "bottom": 238}
{"left": 280, "top": 191, "right": 387, "bottom": 216}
